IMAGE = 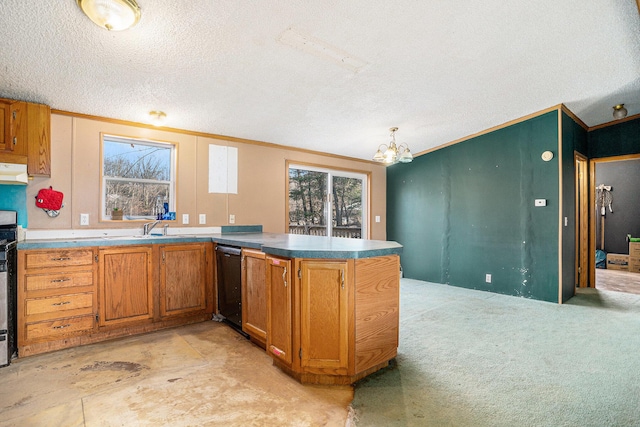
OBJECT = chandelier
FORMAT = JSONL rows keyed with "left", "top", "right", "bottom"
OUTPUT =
{"left": 372, "top": 127, "right": 413, "bottom": 164}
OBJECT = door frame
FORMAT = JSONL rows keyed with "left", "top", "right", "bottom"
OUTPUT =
{"left": 575, "top": 152, "right": 588, "bottom": 288}
{"left": 588, "top": 153, "right": 640, "bottom": 288}
{"left": 285, "top": 161, "right": 370, "bottom": 239}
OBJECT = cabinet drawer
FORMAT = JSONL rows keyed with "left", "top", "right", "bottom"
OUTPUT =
{"left": 26, "top": 315, "right": 94, "bottom": 341}
{"left": 629, "top": 243, "right": 640, "bottom": 257}
{"left": 25, "top": 249, "right": 94, "bottom": 269}
{"left": 25, "top": 293, "right": 93, "bottom": 317}
{"left": 629, "top": 256, "right": 640, "bottom": 273}
{"left": 25, "top": 270, "right": 93, "bottom": 292}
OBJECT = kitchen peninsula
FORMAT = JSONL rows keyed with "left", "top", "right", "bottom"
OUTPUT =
{"left": 17, "top": 231, "right": 402, "bottom": 384}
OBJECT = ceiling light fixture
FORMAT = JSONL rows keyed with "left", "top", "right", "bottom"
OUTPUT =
{"left": 612, "top": 104, "right": 628, "bottom": 120}
{"left": 149, "top": 111, "right": 167, "bottom": 126}
{"left": 373, "top": 127, "right": 413, "bottom": 164}
{"left": 76, "top": 0, "right": 141, "bottom": 31}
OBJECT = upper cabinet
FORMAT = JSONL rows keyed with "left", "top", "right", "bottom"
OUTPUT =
{"left": 0, "top": 99, "right": 25, "bottom": 155}
{"left": 0, "top": 98, "right": 51, "bottom": 177}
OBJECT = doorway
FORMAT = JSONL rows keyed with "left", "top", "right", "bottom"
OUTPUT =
{"left": 589, "top": 154, "right": 640, "bottom": 293}
{"left": 575, "top": 152, "right": 588, "bottom": 288}
{"left": 287, "top": 163, "right": 368, "bottom": 239}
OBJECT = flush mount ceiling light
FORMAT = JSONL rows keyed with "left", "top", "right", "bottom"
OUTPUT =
{"left": 373, "top": 127, "right": 413, "bottom": 164}
{"left": 149, "top": 111, "right": 166, "bottom": 126}
{"left": 612, "top": 104, "right": 628, "bottom": 120}
{"left": 77, "top": 0, "right": 141, "bottom": 31}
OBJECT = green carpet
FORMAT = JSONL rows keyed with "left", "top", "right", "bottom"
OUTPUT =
{"left": 351, "top": 279, "right": 640, "bottom": 426}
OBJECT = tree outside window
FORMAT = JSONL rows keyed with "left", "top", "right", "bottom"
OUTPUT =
{"left": 102, "top": 136, "right": 175, "bottom": 221}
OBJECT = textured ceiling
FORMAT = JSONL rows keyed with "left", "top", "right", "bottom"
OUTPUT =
{"left": 1, "top": 1, "right": 639, "bottom": 161}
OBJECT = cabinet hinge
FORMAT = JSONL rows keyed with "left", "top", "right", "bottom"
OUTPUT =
{"left": 299, "top": 348, "right": 302, "bottom": 359}
{"left": 298, "top": 269, "right": 301, "bottom": 279}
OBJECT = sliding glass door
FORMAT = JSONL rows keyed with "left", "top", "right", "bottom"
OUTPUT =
{"left": 288, "top": 164, "right": 367, "bottom": 239}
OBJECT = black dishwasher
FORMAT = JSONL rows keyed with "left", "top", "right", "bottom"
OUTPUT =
{"left": 215, "top": 245, "right": 244, "bottom": 333}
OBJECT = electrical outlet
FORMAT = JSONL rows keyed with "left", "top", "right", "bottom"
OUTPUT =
{"left": 80, "top": 213, "right": 89, "bottom": 226}
{"left": 535, "top": 199, "right": 547, "bottom": 207}
{"left": 182, "top": 214, "right": 189, "bottom": 224}
{"left": 485, "top": 274, "right": 492, "bottom": 283}
{"left": 229, "top": 214, "right": 235, "bottom": 224}
{"left": 199, "top": 214, "right": 206, "bottom": 225}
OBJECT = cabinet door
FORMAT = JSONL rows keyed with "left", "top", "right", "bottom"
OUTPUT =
{"left": 25, "top": 102, "right": 51, "bottom": 176}
{"left": 242, "top": 249, "right": 267, "bottom": 343}
{"left": 300, "top": 260, "right": 351, "bottom": 374}
{"left": 0, "top": 99, "right": 24, "bottom": 154}
{"left": 266, "top": 256, "right": 292, "bottom": 366}
{"left": 98, "top": 246, "right": 154, "bottom": 327}
{"left": 159, "top": 243, "right": 206, "bottom": 318}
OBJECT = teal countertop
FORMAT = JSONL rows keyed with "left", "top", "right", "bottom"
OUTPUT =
{"left": 18, "top": 232, "right": 402, "bottom": 259}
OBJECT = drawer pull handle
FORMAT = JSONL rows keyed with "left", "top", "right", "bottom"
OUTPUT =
{"left": 52, "top": 324, "right": 71, "bottom": 329}
{"left": 51, "top": 301, "right": 71, "bottom": 306}
{"left": 282, "top": 267, "right": 287, "bottom": 287}
{"left": 51, "top": 257, "right": 72, "bottom": 261}
{"left": 51, "top": 278, "right": 70, "bottom": 283}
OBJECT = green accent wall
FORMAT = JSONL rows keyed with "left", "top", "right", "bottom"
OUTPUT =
{"left": 388, "top": 111, "right": 561, "bottom": 302}
{"left": 589, "top": 117, "right": 640, "bottom": 159}
{"left": 0, "top": 184, "right": 28, "bottom": 227}
{"left": 560, "top": 112, "right": 588, "bottom": 303}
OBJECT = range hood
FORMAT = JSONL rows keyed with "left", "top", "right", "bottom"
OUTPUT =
{"left": 0, "top": 163, "right": 29, "bottom": 185}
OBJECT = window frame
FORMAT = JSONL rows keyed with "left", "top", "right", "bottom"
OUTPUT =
{"left": 286, "top": 161, "right": 369, "bottom": 239}
{"left": 100, "top": 133, "right": 177, "bottom": 222}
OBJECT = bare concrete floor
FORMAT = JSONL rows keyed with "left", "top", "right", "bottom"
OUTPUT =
{"left": 0, "top": 322, "right": 353, "bottom": 426}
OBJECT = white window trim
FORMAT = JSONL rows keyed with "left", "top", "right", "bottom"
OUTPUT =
{"left": 288, "top": 163, "right": 368, "bottom": 239}
{"left": 101, "top": 134, "right": 177, "bottom": 221}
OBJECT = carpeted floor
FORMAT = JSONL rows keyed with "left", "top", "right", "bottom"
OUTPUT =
{"left": 350, "top": 279, "right": 640, "bottom": 426}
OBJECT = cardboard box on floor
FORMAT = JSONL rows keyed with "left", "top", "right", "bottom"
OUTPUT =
{"left": 607, "top": 253, "right": 629, "bottom": 271}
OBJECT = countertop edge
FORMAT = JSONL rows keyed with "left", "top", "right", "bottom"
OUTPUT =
{"left": 18, "top": 233, "right": 403, "bottom": 259}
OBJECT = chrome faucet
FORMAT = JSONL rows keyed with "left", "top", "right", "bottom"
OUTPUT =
{"left": 143, "top": 220, "right": 162, "bottom": 235}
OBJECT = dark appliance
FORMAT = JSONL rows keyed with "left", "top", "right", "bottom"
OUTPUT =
{"left": 0, "top": 210, "right": 18, "bottom": 368}
{"left": 215, "top": 244, "right": 246, "bottom": 335}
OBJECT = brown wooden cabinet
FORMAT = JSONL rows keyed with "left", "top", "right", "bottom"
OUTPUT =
{"left": 0, "top": 98, "right": 26, "bottom": 156}
{"left": 159, "top": 243, "right": 207, "bottom": 318}
{"left": 98, "top": 246, "right": 154, "bottom": 327}
{"left": 266, "top": 255, "right": 292, "bottom": 367}
{"left": 17, "top": 248, "right": 98, "bottom": 353}
{"left": 299, "top": 260, "right": 351, "bottom": 375}
{"left": 18, "top": 242, "right": 214, "bottom": 357}
{"left": 0, "top": 98, "right": 50, "bottom": 176}
{"left": 24, "top": 102, "right": 51, "bottom": 176}
{"left": 241, "top": 249, "right": 267, "bottom": 345}
{"left": 266, "top": 254, "right": 400, "bottom": 385}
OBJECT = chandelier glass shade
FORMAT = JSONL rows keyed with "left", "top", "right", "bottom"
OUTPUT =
{"left": 373, "top": 127, "right": 413, "bottom": 164}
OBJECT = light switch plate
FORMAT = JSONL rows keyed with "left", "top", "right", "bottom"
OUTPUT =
{"left": 375, "top": 215, "right": 381, "bottom": 223}
{"left": 199, "top": 214, "right": 206, "bottom": 224}
{"left": 182, "top": 214, "right": 189, "bottom": 224}
{"left": 229, "top": 214, "right": 235, "bottom": 224}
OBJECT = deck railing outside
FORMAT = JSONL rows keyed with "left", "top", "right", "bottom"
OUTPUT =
{"left": 288, "top": 225, "right": 361, "bottom": 239}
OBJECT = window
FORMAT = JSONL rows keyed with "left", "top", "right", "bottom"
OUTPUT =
{"left": 101, "top": 135, "right": 176, "bottom": 221}
{"left": 288, "top": 164, "right": 368, "bottom": 239}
